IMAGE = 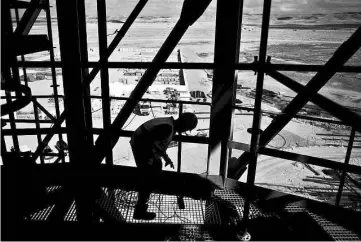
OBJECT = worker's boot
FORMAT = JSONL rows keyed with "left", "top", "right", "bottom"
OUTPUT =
{"left": 133, "top": 204, "right": 156, "bottom": 220}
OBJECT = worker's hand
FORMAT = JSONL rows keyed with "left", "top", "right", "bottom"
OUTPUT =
{"left": 165, "top": 161, "right": 174, "bottom": 169}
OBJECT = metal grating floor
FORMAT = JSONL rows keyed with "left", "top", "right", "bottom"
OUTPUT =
{"left": 24, "top": 187, "right": 360, "bottom": 241}
{"left": 98, "top": 188, "right": 207, "bottom": 224}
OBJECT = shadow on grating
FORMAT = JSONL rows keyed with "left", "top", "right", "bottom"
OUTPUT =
{"left": 23, "top": 187, "right": 360, "bottom": 241}
{"left": 102, "top": 189, "right": 207, "bottom": 224}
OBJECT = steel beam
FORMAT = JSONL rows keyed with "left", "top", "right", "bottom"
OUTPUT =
{"left": 16, "top": 60, "right": 361, "bottom": 73}
{"left": 56, "top": 0, "right": 95, "bottom": 224}
{"left": 240, "top": 0, "right": 272, "bottom": 232}
{"left": 14, "top": 0, "right": 46, "bottom": 35}
{"left": 91, "top": 0, "right": 212, "bottom": 165}
{"left": 85, "top": 0, "right": 149, "bottom": 86}
{"left": 335, "top": 128, "right": 356, "bottom": 206}
{"left": 33, "top": 98, "right": 45, "bottom": 164}
{"left": 97, "top": 0, "right": 113, "bottom": 164}
{"left": 56, "top": 0, "right": 90, "bottom": 165}
{"left": 45, "top": 0, "right": 65, "bottom": 163}
{"left": 77, "top": 0, "right": 94, "bottom": 147}
{"left": 260, "top": 27, "right": 361, "bottom": 148}
{"left": 267, "top": 70, "right": 361, "bottom": 133}
{"left": 208, "top": 0, "right": 243, "bottom": 183}
{"left": 230, "top": 27, "right": 361, "bottom": 180}
{"left": 31, "top": 112, "right": 66, "bottom": 162}
{"left": 228, "top": 140, "right": 361, "bottom": 175}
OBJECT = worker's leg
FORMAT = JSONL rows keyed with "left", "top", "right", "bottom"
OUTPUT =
{"left": 132, "top": 147, "right": 161, "bottom": 220}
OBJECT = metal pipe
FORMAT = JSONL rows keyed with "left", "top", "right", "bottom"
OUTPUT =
{"left": 97, "top": 0, "right": 113, "bottom": 164}
{"left": 242, "top": 0, "right": 272, "bottom": 231}
{"left": 335, "top": 128, "right": 356, "bottom": 206}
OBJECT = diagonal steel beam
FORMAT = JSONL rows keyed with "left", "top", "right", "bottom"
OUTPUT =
{"left": 267, "top": 70, "right": 361, "bottom": 133}
{"left": 85, "top": 0, "right": 149, "bottom": 86}
{"left": 29, "top": 0, "right": 149, "bottom": 158}
{"left": 260, "top": 27, "right": 361, "bottom": 148}
{"left": 91, "top": 0, "right": 212, "bottom": 165}
{"left": 229, "top": 27, "right": 361, "bottom": 180}
{"left": 14, "top": 0, "right": 46, "bottom": 36}
{"left": 31, "top": 112, "right": 66, "bottom": 162}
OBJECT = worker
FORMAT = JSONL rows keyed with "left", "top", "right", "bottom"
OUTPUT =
{"left": 130, "top": 112, "right": 198, "bottom": 220}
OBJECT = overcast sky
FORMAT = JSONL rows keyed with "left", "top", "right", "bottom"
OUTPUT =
{"left": 251, "top": 0, "right": 361, "bottom": 14}
{"left": 45, "top": 0, "right": 361, "bottom": 20}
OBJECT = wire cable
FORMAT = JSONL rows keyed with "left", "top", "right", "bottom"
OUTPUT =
{"left": 123, "top": 113, "right": 137, "bottom": 129}
{"left": 149, "top": 101, "right": 156, "bottom": 118}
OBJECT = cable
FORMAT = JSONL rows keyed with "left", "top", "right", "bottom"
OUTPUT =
{"left": 92, "top": 107, "right": 103, "bottom": 113}
{"left": 149, "top": 101, "right": 156, "bottom": 118}
{"left": 123, "top": 114, "right": 137, "bottom": 129}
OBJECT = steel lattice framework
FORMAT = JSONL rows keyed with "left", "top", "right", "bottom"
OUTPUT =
{"left": 1, "top": 0, "right": 361, "bottom": 234}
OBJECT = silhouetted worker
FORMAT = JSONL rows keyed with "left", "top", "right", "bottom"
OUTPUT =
{"left": 130, "top": 112, "right": 198, "bottom": 220}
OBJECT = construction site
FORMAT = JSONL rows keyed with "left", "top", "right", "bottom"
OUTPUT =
{"left": 1, "top": 0, "right": 361, "bottom": 240}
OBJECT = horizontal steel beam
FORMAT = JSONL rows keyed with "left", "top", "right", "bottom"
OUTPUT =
{"left": 2, "top": 127, "right": 209, "bottom": 144}
{"left": 1, "top": 94, "right": 350, "bottom": 125}
{"left": 14, "top": 61, "right": 361, "bottom": 72}
{"left": 1, "top": 119, "right": 53, "bottom": 123}
{"left": 228, "top": 141, "right": 361, "bottom": 175}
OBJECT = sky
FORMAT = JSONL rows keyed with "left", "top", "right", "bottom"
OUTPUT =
{"left": 244, "top": 0, "right": 361, "bottom": 14}
{"left": 80, "top": 0, "right": 361, "bottom": 17}
{"left": 35, "top": 0, "right": 361, "bottom": 25}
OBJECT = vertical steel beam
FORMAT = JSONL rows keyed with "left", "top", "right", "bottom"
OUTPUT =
{"left": 2, "top": 3, "right": 20, "bottom": 152}
{"left": 33, "top": 101, "right": 45, "bottom": 164}
{"left": 77, "top": 0, "right": 94, "bottom": 147}
{"left": 208, "top": 0, "right": 243, "bottom": 185}
{"left": 56, "top": 0, "right": 93, "bottom": 223}
{"left": 97, "top": 0, "right": 113, "bottom": 164}
{"left": 56, "top": 0, "right": 89, "bottom": 165}
{"left": 241, "top": 0, "right": 272, "bottom": 232}
{"left": 45, "top": 0, "right": 65, "bottom": 163}
{"left": 335, "top": 128, "right": 355, "bottom": 206}
{"left": 177, "top": 103, "right": 183, "bottom": 172}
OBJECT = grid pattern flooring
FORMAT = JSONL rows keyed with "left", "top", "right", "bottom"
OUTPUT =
{"left": 98, "top": 188, "right": 206, "bottom": 224}
{"left": 25, "top": 186, "right": 360, "bottom": 241}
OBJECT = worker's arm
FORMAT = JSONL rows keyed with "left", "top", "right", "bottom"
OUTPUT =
{"left": 151, "top": 143, "right": 174, "bottom": 169}
{"left": 162, "top": 153, "right": 174, "bottom": 169}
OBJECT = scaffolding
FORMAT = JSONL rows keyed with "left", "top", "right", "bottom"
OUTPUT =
{"left": 1, "top": 0, "right": 361, "bottom": 240}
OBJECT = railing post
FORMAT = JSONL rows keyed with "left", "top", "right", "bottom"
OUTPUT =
{"left": 177, "top": 103, "right": 183, "bottom": 173}
{"left": 335, "top": 128, "right": 356, "bottom": 206}
{"left": 241, "top": 0, "right": 272, "bottom": 234}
